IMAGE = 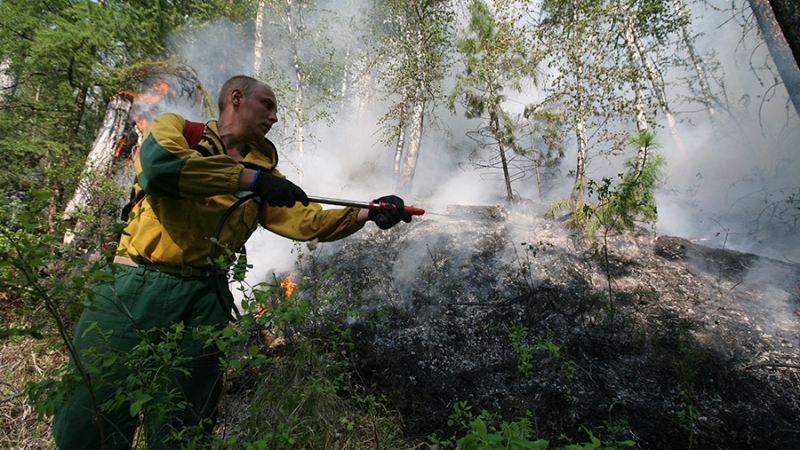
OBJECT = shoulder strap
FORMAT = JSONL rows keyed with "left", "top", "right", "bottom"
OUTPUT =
{"left": 183, "top": 119, "right": 205, "bottom": 148}
{"left": 120, "top": 119, "right": 208, "bottom": 221}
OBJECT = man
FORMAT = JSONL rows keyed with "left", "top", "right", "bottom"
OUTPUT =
{"left": 52, "top": 75, "right": 413, "bottom": 449}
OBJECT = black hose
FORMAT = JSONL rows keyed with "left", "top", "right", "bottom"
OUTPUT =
{"left": 211, "top": 193, "right": 258, "bottom": 323}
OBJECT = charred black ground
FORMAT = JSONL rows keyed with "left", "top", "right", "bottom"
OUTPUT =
{"left": 286, "top": 206, "right": 800, "bottom": 449}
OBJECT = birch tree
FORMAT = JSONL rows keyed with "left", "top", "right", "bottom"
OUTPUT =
{"left": 254, "top": 0, "right": 355, "bottom": 159}
{"left": 747, "top": 0, "right": 800, "bottom": 117}
{"left": 614, "top": 0, "right": 686, "bottom": 163}
{"left": 534, "top": 0, "right": 626, "bottom": 200}
{"left": 767, "top": 0, "right": 800, "bottom": 67}
{"left": 370, "top": 0, "right": 454, "bottom": 196}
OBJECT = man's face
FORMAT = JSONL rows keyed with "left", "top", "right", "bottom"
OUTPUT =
{"left": 238, "top": 83, "right": 278, "bottom": 139}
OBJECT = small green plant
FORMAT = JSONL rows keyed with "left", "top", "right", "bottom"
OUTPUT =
{"left": 432, "top": 401, "right": 549, "bottom": 449}
{"left": 676, "top": 390, "right": 698, "bottom": 450}
{"left": 510, "top": 324, "right": 536, "bottom": 377}
{"left": 510, "top": 324, "right": 561, "bottom": 377}
{"left": 558, "top": 426, "right": 636, "bottom": 449}
{"left": 546, "top": 131, "right": 665, "bottom": 313}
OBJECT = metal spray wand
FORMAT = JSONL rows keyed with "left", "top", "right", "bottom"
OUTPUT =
{"left": 307, "top": 195, "right": 425, "bottom": 216}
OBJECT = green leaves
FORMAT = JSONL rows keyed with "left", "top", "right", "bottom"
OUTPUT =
{"left": 440, "top": 403, "right": 550, "bottom": 450}
{"left": 128, "top": 392, "right": 152, "bottom": 417}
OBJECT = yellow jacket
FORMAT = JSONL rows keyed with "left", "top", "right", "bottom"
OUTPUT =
{"left": 119, "top": 113, "right": 363, "bottom": 267}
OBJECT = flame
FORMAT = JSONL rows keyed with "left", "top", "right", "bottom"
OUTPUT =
{"left": 280, "top": 274, "right": 296, "bottom": 298}
{"left": 113, "top": 137, "right": 126, "bottom": 158}
{"left": 136, "top": 117, "right": 149, "bottom": 134}
{"left": 137, "top": 81, "right": 175, "bottom": 105}
{"left": 255, "top": 303, "right": 268, "bottom": 319}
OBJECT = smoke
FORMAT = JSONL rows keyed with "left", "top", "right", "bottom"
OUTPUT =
{"left": 647, "top": 3, "right": 800, "bottom": 262}
{"left": 155, "top": 3, "right": 799, "bottom": 304}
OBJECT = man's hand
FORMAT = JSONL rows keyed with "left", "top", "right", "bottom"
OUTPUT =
{"left": 368, "top": 195, "right": 413, "bottom": 229}
{"left": 251, "top": 171, "right": 310, "bottom": 208}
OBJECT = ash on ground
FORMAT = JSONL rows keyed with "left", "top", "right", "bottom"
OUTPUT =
{"left": 288, "top": 205, "right": 800, "bottom": 448}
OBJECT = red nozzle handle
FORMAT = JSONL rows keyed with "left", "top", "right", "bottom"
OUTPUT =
{"left": 370, "top": 201, "right": 425, "bottom": 216}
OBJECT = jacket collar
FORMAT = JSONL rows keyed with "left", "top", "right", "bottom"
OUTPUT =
{"left": 206, "top": 120, "right": 278, "bottom": 171}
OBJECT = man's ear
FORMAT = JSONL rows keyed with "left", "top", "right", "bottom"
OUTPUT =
{"left": 231, "top": 88, "right": 243, "bottom": 109}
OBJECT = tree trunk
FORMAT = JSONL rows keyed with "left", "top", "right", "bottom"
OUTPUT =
{"left": 767, "top": 0, "right": 800, "bottom": 68}
{"left": 254, "top": 1, "right": 265, "bottom": 74}
{"left": 672, "top": 0, "right": 719, "bottom": 127}
{"left": 0, "top": 59, "right": 12, "bottom": 108}
{"left": 397, "top": 27, "right": 430, "bottom": 197}
{"left": 623, "top": 12, "right": 651, "bottom": 177}
{"left": 748, "top": 0, "right": 800, "bottom": 117}
{"left": 393, "top": 118, "right": 406, "bottom": 185}
{"left": 571, "top": 59, "right": 588, "bottom": 200}
{"left": 71, "top": 84, "right": 88, "bottom": 138}
{"left": 286, "top": 0, "right": 306, "bottom": 158}
{"left": 491, "top": 108, "right": 514, "bottom": 202}
{"left": 631, "top": 23, "right": 686, "bottom": 155}
{"left": 527, "top": 120, "right": 543, "bottom": 199}
{"left": 64, "top": 92, "right": 140, "bottom": 248}
{"left": 398, "top": 89, "right": 424, "bottom": 197}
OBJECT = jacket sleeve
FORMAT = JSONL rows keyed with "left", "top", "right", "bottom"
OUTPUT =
{"left": 261, "top": 202, "right": 364, "bottom": 242}
{"left": 258, "top": 169, "right": 364, "bottom": 242}
{"left": 137, "top": 113, "right": 242, "bottom": 199}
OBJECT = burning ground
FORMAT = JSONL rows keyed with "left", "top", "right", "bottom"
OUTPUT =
{"left": 274, "top": 205, "right": 800, "bottom": 448}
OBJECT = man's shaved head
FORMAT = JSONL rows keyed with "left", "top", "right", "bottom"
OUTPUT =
{"left": 218, "top": 75, "right": 264, "bottom": 112}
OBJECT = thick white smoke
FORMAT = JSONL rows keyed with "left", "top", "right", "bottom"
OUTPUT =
{"left": 155, "top": 2, "right": 799, "bottom": 300}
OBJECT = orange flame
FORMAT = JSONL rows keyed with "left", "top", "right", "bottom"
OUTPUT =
{"left": 280, "top": 274, "right": 296, "bottom": 298}
{"left": 137, "top": 81, "right": 175, "bottom": 105}
{"left": 136, "top": 117, "right": 149, "bottom": 134}
{"left": 254, "top": 303, "right": 268, "bottom": 319}
{"left": 113, "top": 137, "right": 126, "bottom": 158}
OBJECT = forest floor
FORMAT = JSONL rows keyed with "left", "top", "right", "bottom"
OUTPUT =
{"left": 289, "top": 206, "right": 800, "bottom": 449}
{"left": 3, "top": 206, "right": 800, "bottom": 449}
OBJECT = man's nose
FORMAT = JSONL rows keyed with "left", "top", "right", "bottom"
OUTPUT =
{"left": 268, "top": 110, "right": 278, "bottom": 124}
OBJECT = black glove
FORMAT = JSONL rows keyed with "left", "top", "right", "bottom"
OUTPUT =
{"left": 368, "top": 195, "right": 413, "bottom": 230}
{"left": 251, "top": 170, "right": 310, "bottom": 208}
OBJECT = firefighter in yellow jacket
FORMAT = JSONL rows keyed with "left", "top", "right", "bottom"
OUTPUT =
{"left": 52, "top": 75, "right": 413, "bottom": 450}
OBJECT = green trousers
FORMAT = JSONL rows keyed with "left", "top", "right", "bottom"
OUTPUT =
{"left": 52, "top": 263, "right": 232, "bottom": 450}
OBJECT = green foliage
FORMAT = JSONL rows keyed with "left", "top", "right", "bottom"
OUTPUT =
{"left": 449, "top": 0, "right": 537, "bottom": 201}
{"left": 432, "top": 401, "right": 637, "bottom": 450}
{"left": 433, "top": 401, "right": 549, "bottom": 450}
{"left": 0, "top": 0, "right": 231, "bottom": 205}
{"left": 510, "top": 324, "right": 561, "bottom": 378}
{"left": 558, "top": 426, "right": 636, "bottom": 450}
{"left": 546, "top": 131, "right": 665, "bottom": 237}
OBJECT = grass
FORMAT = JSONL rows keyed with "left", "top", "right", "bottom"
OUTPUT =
{"left": 0, "top": 312, "right": 422, "bottom": 450}
{"left": 0, "top": 333, "right": 66, "bottom": 449}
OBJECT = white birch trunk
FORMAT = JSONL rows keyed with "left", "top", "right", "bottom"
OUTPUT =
{"left": 572, "top": 59, "right": 589, "bottom": 200}
{"left": 398, "top": 90, "right": 424, "bottom": 196}
{"left": 64, "top": 93, "right": 135, "bottom": 218}
{"left": 632, "top": 26, "right": 686, "bottom": 155}
{"left": 398, "top": 28, "right": 428, "bottom": 197}
{"left": 287, "top": 0, "right": 305, "bottom": 158}
{"left": 63, "top": 93, "right": 141, "bottom": 248}
{"left": 624, "top": 13, "right": 650, "bottom": 175}
{"left": 393, "top": 121, "right": 406, "bottom": 185}
{"left": 0, "top": 59, "right": 12, "bottom": 107}
{"left": 672, "top": 0, "right": 717, "bottom": 123}
{"left": 254, "top": 1, "right": 265, "bottom": 74}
